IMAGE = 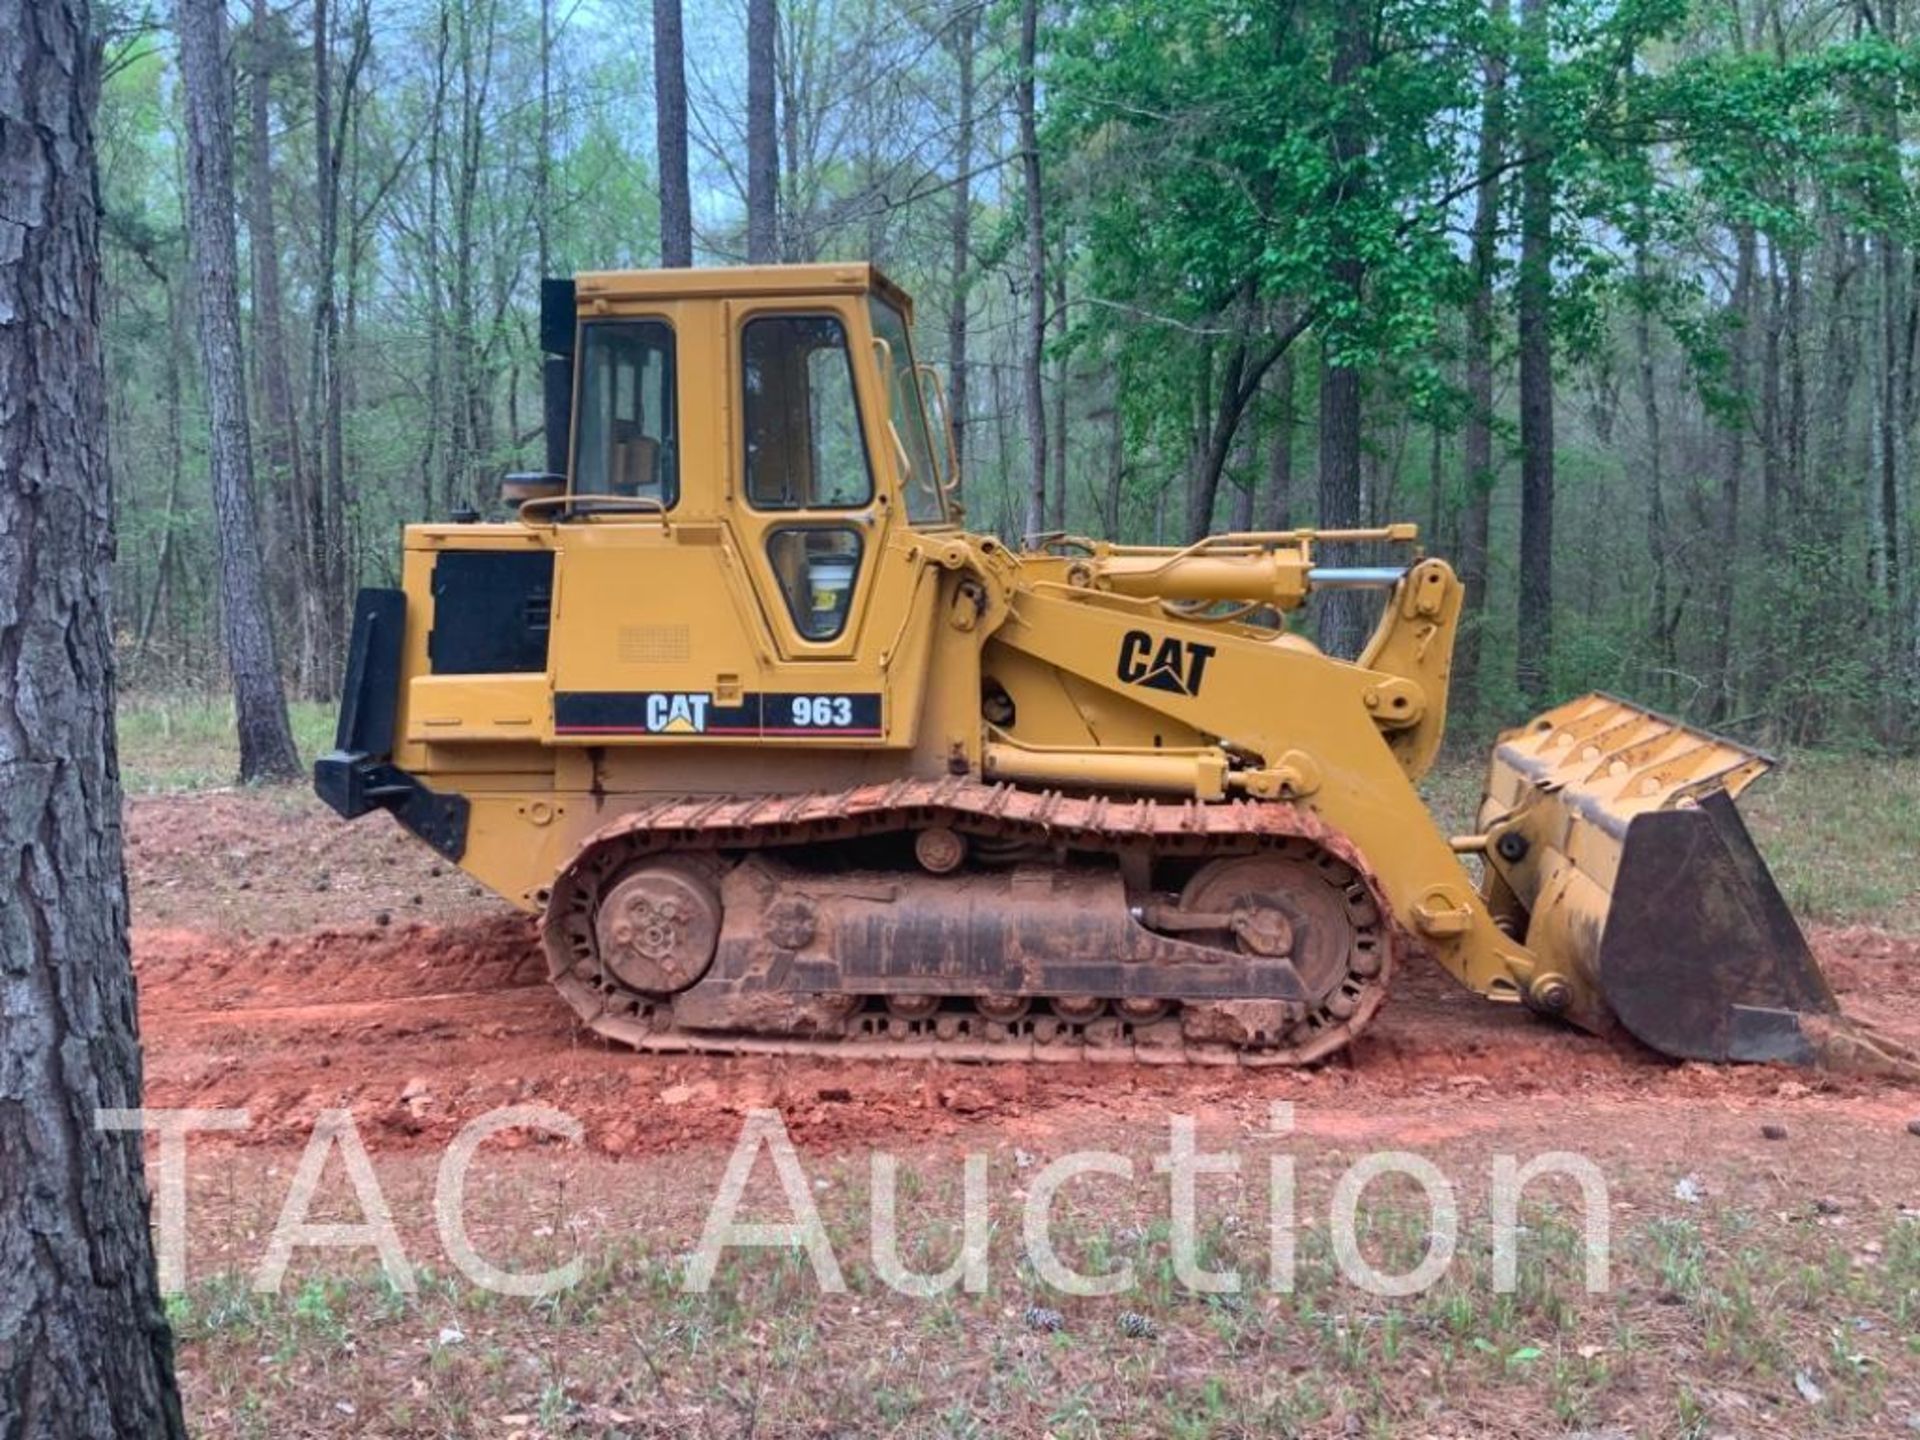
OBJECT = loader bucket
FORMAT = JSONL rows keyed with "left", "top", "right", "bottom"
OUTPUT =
{"left": 1478, "top": 694, "right": 1904, "bottom": 1070}
{"left": 1596, "top": 789, "right": 1834, "bottom": 1063}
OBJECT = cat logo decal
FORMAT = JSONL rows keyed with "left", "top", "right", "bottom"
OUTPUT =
{"left": 1116, "top": 630, "right": 1215, "bottom": 698}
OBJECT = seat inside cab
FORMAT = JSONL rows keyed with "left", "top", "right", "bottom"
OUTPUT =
{"left": 575, "top": 319, "right": 678, "bottom": 503}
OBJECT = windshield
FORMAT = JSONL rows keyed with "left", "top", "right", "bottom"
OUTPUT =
{"left": 865, "top": 297, "right": 949, "bottom": 524}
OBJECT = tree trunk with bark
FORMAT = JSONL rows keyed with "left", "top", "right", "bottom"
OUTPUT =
{"left": 1316, "top": 350, "right": 1365, "bottom": 655}
{"left": 1102, "top": 382, "right": 1126, "bottom": 536}
{"left": 1263, "top": 350, "right": 1295, "bottom": 529}
{"left": 946, "top": 4, "right": 975, "bottom": 480}
{"left": 1049, "top": 265, "right": 1069, "bottom": 531}
{"left": 1458, "top": 0, "right": 1508, "bottom": 718}
{"left": 176, "top": 0, "right": 302, "bottom": 781}
{"left": 0, "top": 0, "right": 189, "bottom": 1429}
{"left": 418, "top": 2, "right": 450, "bottom": 517}
{"left": 1875, "top": 0, "right": 1912, "bottom": 738}
{"left": 1710, "top": 224, "right": 1755, "bottom": 720}
{"left": 654, "top": 0, "right": 691, "bottom": 266}
{"left": 746, "top": 0, "right": 778, "bottom": 262}
{"left": 1514, "top": 0, "right": 1554, "bottom": 710}
{"left": 1633, "top": 246, "right": 1676, "bottom": 683}
{"left": 1316, "top": 6, "right": 1369, "bottom": 658}
{"left": 244, "top": 0, "right": 304, "bottom": 637}
{"left": 1188, "top": 337, "right": 1247, "bottom": 541}
{"left": 1231, "top": 424, "right": 1256, "bottom": 529}
{"left": 1018, "top": 0, "right": 1047, "bottom": 537}
{"left": 446, "top": 0, "right": 493, "bottom": 512}
{"left": 536, "top": 0, "right": 552, "bottom": 277}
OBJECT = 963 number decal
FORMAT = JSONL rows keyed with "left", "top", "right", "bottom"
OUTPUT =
{"left": 790, "top": 695, "right": 856, "bottom": 727}
{"left": 765, "top": 692, "right": 882, "bottom": 736}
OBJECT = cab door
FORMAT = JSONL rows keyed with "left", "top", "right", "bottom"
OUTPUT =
{"left": 729, "top": 303, "right": 885, "bottom": 659}
{"left": 725, "top": 298, "right": 941, "bottom": 745}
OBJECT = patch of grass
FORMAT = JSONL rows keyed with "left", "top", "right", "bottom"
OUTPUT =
{"left": 1741, "top": 750, "right": 1920, "bottom": 928}
{"left": 117, "top": 692, "right": 335, "bottom": 793}
{"left": 165, "top": 1185, "right": 1920, "bottom": 1440}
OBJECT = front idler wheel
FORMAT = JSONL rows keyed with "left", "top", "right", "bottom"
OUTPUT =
{"left": 593, "top": 859, "right": 723, "bottom": 996}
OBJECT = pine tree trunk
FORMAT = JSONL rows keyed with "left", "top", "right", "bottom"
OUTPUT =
{"left": 1877, "top": 0, "right": 1911, "bottom": 739}
{"left": 0, "top": 0, "right": 188, "bottom": 1428}
{"left": 1458, "top": 0, "right": 1508, "bottom": 718}
{"left": 446, "top": 0, "right": 494, "bottom": 511}
{"left": 1263, "top": 350, "right": 1294, "bottom": 529}
{"left": 417, "top": 5, "right": 447, "bottom": 515}
{"left": 654, "top": 0, "right": 692, "bottom": 266}
{"left": 1018, "top": 0, "right": 1047, "bottom": 538}
{"left": 1315, "top": 346, "right": 1364, "bottom": 662}
{"left": 1188, "top": 336, "right": 1250, "bottom": 542}
{"left": 1315, "top": 5, "right": 1368, "bottom": 657}
{"left": 1048, "top": 266, "right": 1069, "bottom": 530}
{"left": 1634, "top": 246, "right": 1676, "bottom": 684}
{"left": 536, "top": 0, "right": 552, "bottom": 278}
{"left": 946, "top": 6, "right": 975, "bottom": 480}
{"left": 1103, "top": 383, "right": 1126, "bottom": 536}
{"left": 311, "top": 0, "right": 344, "bottom": 672}
{"left": 775, "top": 10, "right": 803, "bottom": 261}
{"left": 746, "top": 0, "right": 778, "bottom": 262}
{"left": 245, "top": 0, "right": 321, "bottom": 700}
{"left": 1514, "top": 0, "right": 1554, "bottom": 710}
{"left": 1710, "top": 225, "right": 1755, "bottom": 721}
{"left": 176, "top": 0, "right": 302, "bottom": 781}
{"left": 1232, "top": 425, "right": 1256, "bottom": 529}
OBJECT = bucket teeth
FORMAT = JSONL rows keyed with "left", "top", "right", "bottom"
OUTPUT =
{"left": 1489, "top": 693, "right": 1771, "bottom": 832}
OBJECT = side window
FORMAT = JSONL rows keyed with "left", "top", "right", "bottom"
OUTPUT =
{"left": 742, "top": 315, "right": 873, "bottom": 509}
{"left": 574, "top": 320, "right": 678, "bottom": 504}
{"left": 866, "top": 297, "right": 948, "bottom": 523}
{"left": 765, "top": 527, "right": 864, "bottom": 640}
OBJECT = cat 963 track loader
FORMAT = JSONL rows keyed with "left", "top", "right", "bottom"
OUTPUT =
{"left": 317, "top": 263, "right": 1902, "bottom": 1072}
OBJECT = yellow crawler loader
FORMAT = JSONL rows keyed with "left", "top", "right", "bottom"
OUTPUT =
{"left": 316, "top": 263, "right": 1900, "bottom": 1071}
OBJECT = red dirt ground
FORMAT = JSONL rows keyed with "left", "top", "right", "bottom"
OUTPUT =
{"left": 126, "top": 792, "right": 1920, "bottom": 1163}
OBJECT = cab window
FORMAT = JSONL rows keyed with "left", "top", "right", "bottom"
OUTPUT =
{"left": 765, "top": 526, "right": 863, "bottom": 640}
{"left": 574, "top": 320, "right": 678, "bottom": 504}
{"left": 742, "top": 314, "right": 872, "bottom": 509}
{"left": 866, "top": 297, "right": 948, "bottom": 523}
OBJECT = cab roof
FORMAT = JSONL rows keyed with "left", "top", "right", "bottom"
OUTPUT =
{"left": 574, "top": 262, "right": 913, "bottom": 320}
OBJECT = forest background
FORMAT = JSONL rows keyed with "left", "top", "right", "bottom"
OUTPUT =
{"left": 97, "top": 0, "right": 1920, "bottom": 760}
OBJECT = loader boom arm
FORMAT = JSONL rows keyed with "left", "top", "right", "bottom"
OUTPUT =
{"left": 1016, "top": 523, "right": 1459, "bottom": 783}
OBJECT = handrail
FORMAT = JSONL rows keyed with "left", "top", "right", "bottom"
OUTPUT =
{"left": 915, "top": 360, "right": 961, "bottom": 502}
{"left": 516, "top": 493, "right": 670, "bottom": 526}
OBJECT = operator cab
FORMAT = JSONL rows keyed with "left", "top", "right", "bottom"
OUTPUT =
{"left": 519, "top": 264, "right": 958, "bottom": 646}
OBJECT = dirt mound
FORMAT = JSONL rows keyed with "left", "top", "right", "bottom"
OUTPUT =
{"left": 1813, "top": 924, "right": 1920, "bottom": 994}
{"left": 136, "top": 914, "right": 544, "bottom": 1013}
{"left": 126, "top": 789, "right": 493, "bottom": 935}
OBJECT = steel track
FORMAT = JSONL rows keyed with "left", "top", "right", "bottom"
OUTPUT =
{"left": 541, "top": 778, "right": 1401, "bottom": 1066}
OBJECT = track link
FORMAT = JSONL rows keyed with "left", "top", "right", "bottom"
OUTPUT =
{"left": 542, "top": 778, "right": 1399, "bottom": 1066}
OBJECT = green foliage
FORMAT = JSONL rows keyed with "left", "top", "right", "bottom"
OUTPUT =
{"left": 93, "top": 0, "right": 1920, "bottom": 746}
